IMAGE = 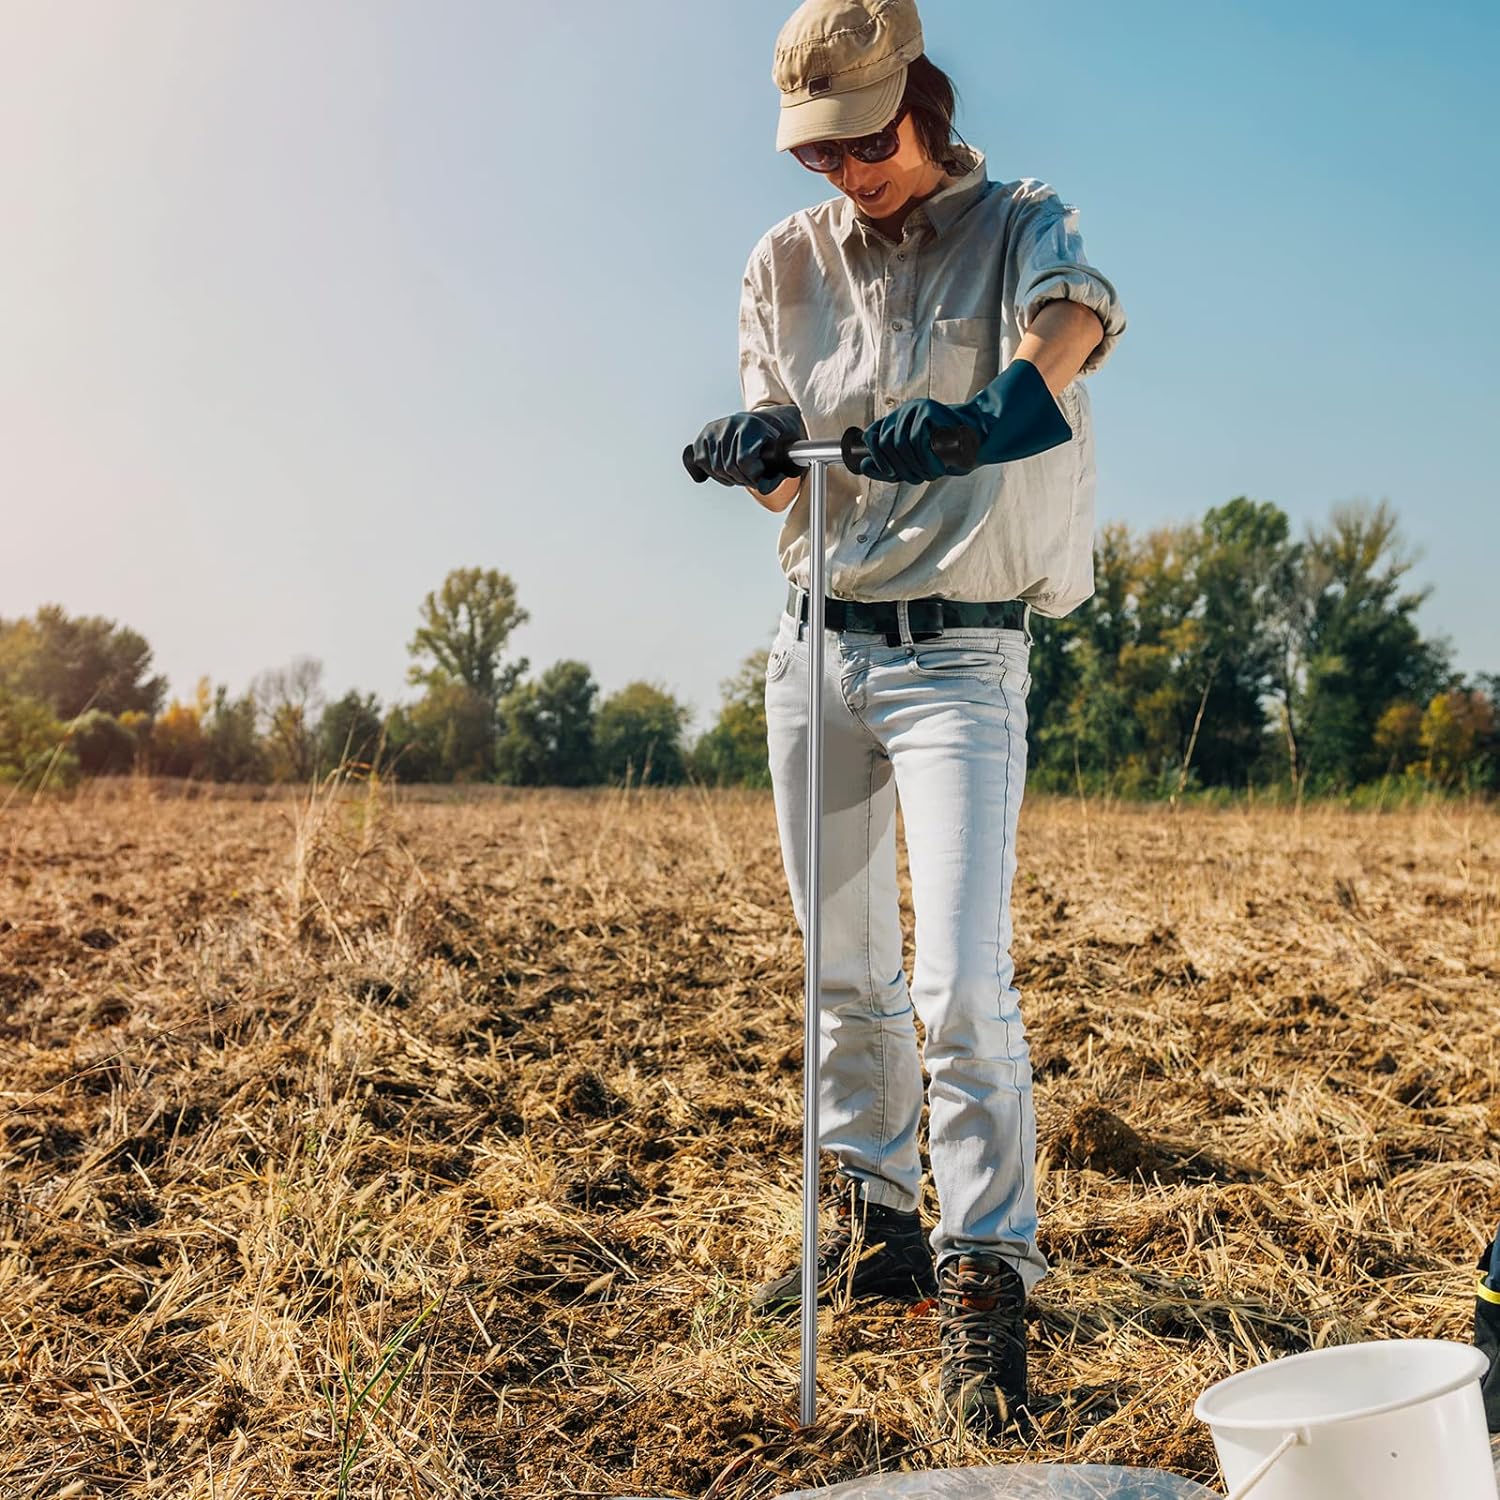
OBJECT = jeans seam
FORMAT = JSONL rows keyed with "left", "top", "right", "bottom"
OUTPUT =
{"left": 839, "top": 660, "right": 883, "bottom": 749}
{"left": 867, "top": 746, "right": 890, "bottom": 1176}
{"left": 864, "top": 748, "right": 876, "bottom": 1015}
{"left": 995, "top": 680, "right": 1028, "bottom": 1243}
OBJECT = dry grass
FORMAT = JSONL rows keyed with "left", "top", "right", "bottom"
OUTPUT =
{"left": 2, "top": 778, "right": 1498, "bottom": 1498}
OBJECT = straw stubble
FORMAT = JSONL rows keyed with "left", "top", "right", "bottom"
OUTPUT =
{"left": 1, "top": 781, "right": 1496, "bottom": 1496}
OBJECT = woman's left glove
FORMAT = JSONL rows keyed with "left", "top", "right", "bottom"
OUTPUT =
{"left": 857, "top": 358, "right": 1072, "bottom": 485}
{"left": 689, "top": 404, "right": 807, "bottom": 495}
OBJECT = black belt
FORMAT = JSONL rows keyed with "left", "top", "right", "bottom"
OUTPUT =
{"left": 787, "top": 586, "right": 1027, "bottom": 646}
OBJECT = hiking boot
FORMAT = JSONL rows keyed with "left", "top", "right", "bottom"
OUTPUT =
{"left": 938, "top": 1252, "right": 1029, "bottom": 1435}
{"left": 750, "top": 1177, "right": 935, "bottom": 1316}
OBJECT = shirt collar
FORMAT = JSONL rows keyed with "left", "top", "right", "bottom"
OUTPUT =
{"left": 833, "top": 144, "right": 988, "bottom": 248}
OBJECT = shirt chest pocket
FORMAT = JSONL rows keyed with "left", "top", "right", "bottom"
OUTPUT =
{"left": 927, "top": 317, "right": 1002, "bottom": 405}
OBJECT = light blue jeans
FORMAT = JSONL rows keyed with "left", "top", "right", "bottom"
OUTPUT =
{"left": 764, "top": 600, "right": 1047, "bottom": 1294}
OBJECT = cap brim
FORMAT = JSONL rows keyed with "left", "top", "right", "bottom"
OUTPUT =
{"left": 776, "top": 67, "right": 906, "bottom": 152}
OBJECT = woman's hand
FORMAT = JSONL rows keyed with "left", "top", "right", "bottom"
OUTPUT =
{"left": 856, "top": 397, "right": 972, "bottom": 486}
{"left": 688, "top": 404, "right": 806, "bottom": 496}
{"left": 857, "top": 299, "right": 1105, "bottom": 485}
{"left": 858, "top": 357, "right": 1079, "bottom": 485}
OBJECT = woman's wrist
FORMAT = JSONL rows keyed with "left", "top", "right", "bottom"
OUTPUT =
{"left": 754, "top": 474, "right": 802, "bottom": 512}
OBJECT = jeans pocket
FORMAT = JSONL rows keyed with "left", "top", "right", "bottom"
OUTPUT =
{"left": 908, "top": 647, "right": 1002, "bottom": 678}
{"left": 907, "top": 634, "right": 1028, "bottom": 682}
{"left": 766, "top": 641, "right": 795, "bottom": 683}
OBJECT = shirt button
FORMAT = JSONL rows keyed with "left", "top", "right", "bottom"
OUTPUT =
{"left": 891, "top": 320, "right": 904, "bottom": 332}
{"left": 897, "top": 252, "right": 906, "bottom": 261}
{"left": 857, "top": 533, "right": 869, "bottom": 544}
{"left": 885, "top": 396, "right": 898, "bottom": 407}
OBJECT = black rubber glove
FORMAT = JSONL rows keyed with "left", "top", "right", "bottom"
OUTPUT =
{"left": 858, "top": 358, "right": 1072, "bottom": 485}
{"left": 689, "top": 405, "right": 806, "bottom": 496}
{"left": 1480, "top": 1226, "right": 1500, "bottom": 1432}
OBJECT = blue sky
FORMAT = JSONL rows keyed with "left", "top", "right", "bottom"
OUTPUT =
{"left": 3, "top": 1, "right": 1496, "bottom": 728}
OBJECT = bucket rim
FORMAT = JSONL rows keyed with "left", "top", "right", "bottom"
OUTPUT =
{"left": 1193, "top": 1338, "right": 1490, "bottom": 1432}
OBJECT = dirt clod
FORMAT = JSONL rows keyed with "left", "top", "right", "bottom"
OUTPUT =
{"left": 1053, "top": 1104, "right": 1158, "bottom": 1176}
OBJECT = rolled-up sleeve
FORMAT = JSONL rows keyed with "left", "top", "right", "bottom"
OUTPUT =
{"left": 1012, "top": 189, "right": 1126, "bottom": 375}
{"left": 739, "top": 242, "right": 794, "bottom": 410}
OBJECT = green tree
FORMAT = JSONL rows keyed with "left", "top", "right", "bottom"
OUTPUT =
{"left": 1028, "top": 522, "right": 1132, "bottom": 780}
{"left": 0, "top": 687, "right": 78, "bottom": 789}
{"left": 1474, "top": 676, "right": 1500, "bottom": 792}
{"left": 380, "top": 704, "right": 434, "bottom": 782}
{"left": 595, "top": 682, "right": 691, "bottom": 786}
{"left": 1033, "top": 521, "right": 1204, "bottom": 792}
{"left": 1298, "top": 502, "right": 1450, "bottom": 788}
{"left": 406, "top": 569, "right": 529, "bottom": 780}
{"left": 408, "top": 569, "right": 528, "bottom": 704}
{"left": 0, "top": 605, "right": 166, "bottom": 719}
{"left": 1191, "top": 499, "right": 1295, "bottom": 786}
{"left": 692, "top": 651, "right": 773, "bottom": 787}
{"left": 319, "top": 690, "right": 384, "bottom": 773}
{"left": 205, "top": 687, "right": 266, "bottom": 782}
{"left": 1042, "top": 634, "right": 1141, "bottom": 788}
{"left": 68, "top": 710, "right": 140, "bottom": 775}
{"left": 1031, "top": 498, "right": 1457, "bottom": 798}
{"left": 495, "top": 660, "right": 599, "bottom": 786}
{"left": 388, "top": 683, "right": 495, "bottom": 782}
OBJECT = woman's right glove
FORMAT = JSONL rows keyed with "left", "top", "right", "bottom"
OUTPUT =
{"left": 689, "top": 404, "right": 806, "bottom": 495}
{"left": 857, "top": 359, "right": 1072, "bottom": 486}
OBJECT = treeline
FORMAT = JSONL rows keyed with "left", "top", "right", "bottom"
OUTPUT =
{"left": 0, "top": 570, "right": 768, "bottom": 791}
{"left": 1, "top": 502, "right": 1494, "bottom": 798}
{"left": 1026, "top": 498, "right": 1495, "bottom": 796}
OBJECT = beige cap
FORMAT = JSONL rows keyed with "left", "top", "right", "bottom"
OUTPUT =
{"left": 773, "top": 0, "right": 924, "bottom": 152}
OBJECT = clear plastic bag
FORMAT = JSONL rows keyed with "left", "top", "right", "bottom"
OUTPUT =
{"left": 770, "top": 1439, "right": 1500, "bottom": 1498}
{"left": 773, "top": 1464, "right": 1221, "bottom": 1499}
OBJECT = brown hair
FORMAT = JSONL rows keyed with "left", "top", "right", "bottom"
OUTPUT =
{"left": 900, "top": 54, "right": 966, "bottom": 169}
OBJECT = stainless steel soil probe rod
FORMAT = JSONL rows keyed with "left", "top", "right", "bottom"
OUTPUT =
{"left": 789, "top": 435, "right": 837, "bottom": 1431}
{"left": 685, "top": 424, "right": 978, "bottom": 1428}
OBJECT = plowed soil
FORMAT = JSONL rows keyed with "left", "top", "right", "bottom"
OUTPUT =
{"left": 2, "top": 782, "right": 1497, "bottom": 1498}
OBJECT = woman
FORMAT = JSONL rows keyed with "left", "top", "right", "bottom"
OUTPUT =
{"left": 687, "top": 0, "right": 1125, "bottom": 1433}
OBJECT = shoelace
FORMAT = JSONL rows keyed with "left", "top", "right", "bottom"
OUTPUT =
{"left": 818, "top": 1190, "right": 863, "bottom": 1277}
{"left": 819, "top": 1190, "right": 900, "bottom": 1285}
{"left": 813, "top": 1187, "right": 924, "bottom": 1285}
{"left": 940, "top": 1263, "right": 1023, "bottom": 1381}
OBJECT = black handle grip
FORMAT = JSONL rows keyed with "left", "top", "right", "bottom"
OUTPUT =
{"left": 682, "top": 441, "right": 802, "bottom": 486}
{"left": 933, "top": 424, "right": 982, "bottom": 473}
{"left": 840, "top": 423, "right": 980, "bottom": 475}
{"left": 684, "top": 422, "right": 981, "bottom": 484}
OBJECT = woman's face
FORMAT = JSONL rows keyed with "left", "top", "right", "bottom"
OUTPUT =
{"left": 821, "top": 112, "right": 947, "bottom": 227}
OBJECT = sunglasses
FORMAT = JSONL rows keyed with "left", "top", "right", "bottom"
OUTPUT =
{"left": 790, "top": 108, "right": 908, "bottom": 174}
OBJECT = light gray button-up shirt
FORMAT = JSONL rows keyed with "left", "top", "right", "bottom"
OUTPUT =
{"left": 739, "top": 145, "right": 1125, "bottom": 617}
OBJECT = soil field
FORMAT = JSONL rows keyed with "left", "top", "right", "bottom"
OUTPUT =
{"left": 2, "top": 783, "right": 1498, "bottom": 1498}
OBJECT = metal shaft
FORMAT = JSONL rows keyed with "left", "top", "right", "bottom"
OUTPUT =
{"left": 799, "top": 456, "right": 826, "bottom": 1429}
{"left": 787, "top": 438, "right": 846, "bottom": 466}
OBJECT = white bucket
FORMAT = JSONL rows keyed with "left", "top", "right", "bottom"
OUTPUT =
{"left": 1194, "top": 1338, "right": 1498, "bottom": 1500}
